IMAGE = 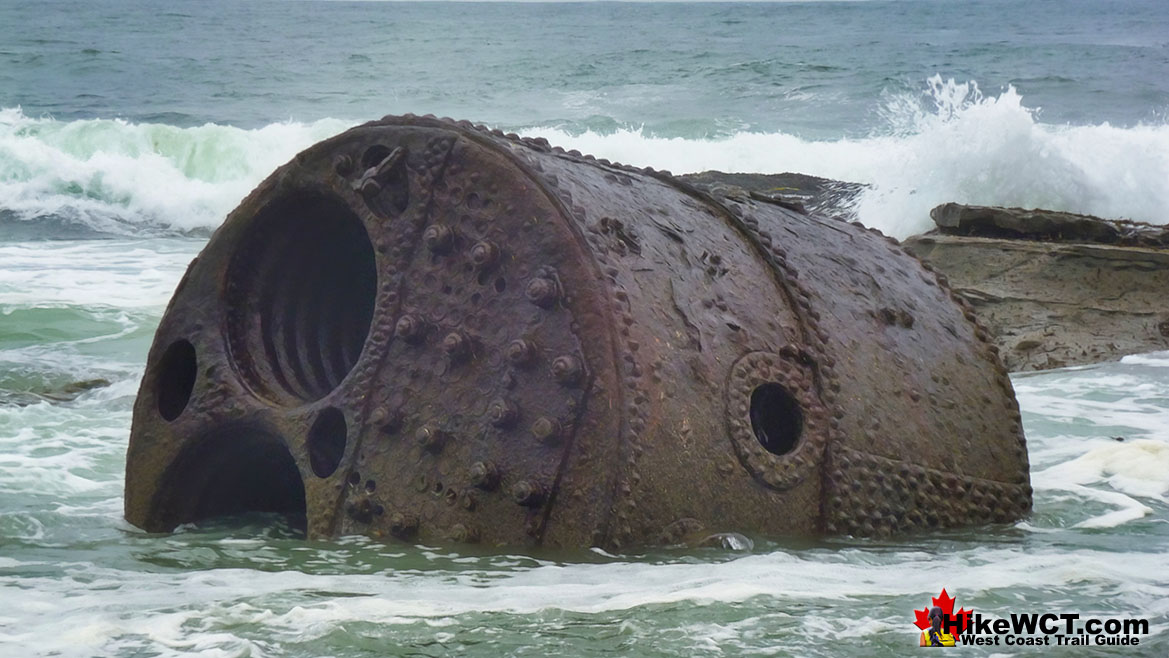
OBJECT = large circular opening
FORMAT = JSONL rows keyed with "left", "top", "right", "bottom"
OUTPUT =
{"left": 749, "top": 383, "right": 803, "bottom": 456}
{"left": 226, "top": 194, "right": 377, "bottom": 404}
{"left": 157, "top": 339, "right": 197, "bottom": 421}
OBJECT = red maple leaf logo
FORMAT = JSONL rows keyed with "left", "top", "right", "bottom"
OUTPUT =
{"left": 914, "top": 588, "right": 972, "bottom": 635}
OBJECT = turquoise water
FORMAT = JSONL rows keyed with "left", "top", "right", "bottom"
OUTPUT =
{"left": 2, "top": 1, "right": 1168, "bottom": 655}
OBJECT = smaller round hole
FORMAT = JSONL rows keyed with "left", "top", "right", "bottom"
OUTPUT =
{"left": 432, "top": 481, "right": 444, "bottom": 495}
{"left": 308, "top": 408, "right": 348, "bottom": 478}
{"left": 494, "top": 277, "right": 507, "bottom": 293}
{"left": 347, "top": 471, "right": 361, "bottom": 486}
{"left": 442, "top": 285, "right": 453, "bottom": 295}
{"left": 470, "top": 293, "right": 482, "bottom": 305}
{"left": 157, "top": 339, "right": 197, "bottom": 422}
{"left": 365, "top": 479, "right": 376, "bottom": 493}
{"left": 749, "top": 383, "right": 803, "bottom": 457}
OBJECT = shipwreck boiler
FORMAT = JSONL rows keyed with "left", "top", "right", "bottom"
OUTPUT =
{"left": 124, "top": 115, "right": 1032, "bottom": 549}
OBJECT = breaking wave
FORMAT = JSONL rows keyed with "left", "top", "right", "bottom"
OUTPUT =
{"left": 2, "top": 77, "right": 1166, "bottom": 239}
{"left": 0, "top": 108, "right": 349, "bottom": 237}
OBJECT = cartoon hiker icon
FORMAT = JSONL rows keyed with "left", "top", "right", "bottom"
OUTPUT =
{"left": 920, "top": 606, "right": 957, "bottom": 647}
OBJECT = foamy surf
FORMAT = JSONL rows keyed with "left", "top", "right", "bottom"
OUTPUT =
{"left": 0, "top": 108, "right": 349, "bottom": 236}
{"left": 1, "top": 243, "right": 1167, "bottom": 656}
{"left": 530, "top": 77, "right": 1169, "bottom": 237}
{"left": 3, "top": 77, "right": 1167, "bottom": 240}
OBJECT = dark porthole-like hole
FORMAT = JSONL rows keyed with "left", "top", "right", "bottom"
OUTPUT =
{"left": 361, "top": 144, "right": 392, "bottom": 169}
{"left": 749, "top": 383, "right": 804, "bottom": 456}
{"left": 494, "top": 277, "right": 507, "bottom": 293}
{"left": 154, "top": 427, "right": 307, "bottom": 535}
{"left": 225, "top": 194, "right": 377, "bottom": 404}
{"left": 157, "top": 339, "right": 197, "bottom": 421}
{"left": 307, "top": 407, "right": 348, "bottom": 478}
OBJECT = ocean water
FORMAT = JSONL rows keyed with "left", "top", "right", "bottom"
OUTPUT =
{"left": 1, "top": 1, "right": 1168, "bottom": 655}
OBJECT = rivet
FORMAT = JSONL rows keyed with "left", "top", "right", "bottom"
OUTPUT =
{"left": 345, "top": 498, "right": 376, "bottom": 524}
{"left": 449, "top": 523, "right": 479, "bottom": 543}
{"left": 550, "top": 355, "right": 583, "bottom": 387}
{"left": 459, "top": 490, "right": 477, "bottom": 510}
{"left": 416, "top": 424, "right": 448, "bottom": 452}
{"left": 379, "top": 407, "right": 404, "bottom": 434}
{"left": 395, "top": 314, "right": 427, "bottom": 343}
{"left": 389, "top": 512, "right": 418, "bottom": 537}
{"left": 470, "top": 240, "right": 499, "bottom": 268}
{"left": 511, "top": 480, "right": 546, "bottom": 507}
{"left": 442, "top": 331, "right": 471, "bottom": 361}
{"left": 469, "top": 460, "right": 500, "bottom": 490}
{"left": 488, "top": 398, "right": 519, "bottom": 428}
{"left": 525, "top": 277, "right": 559, "bottom": 308}
{"left": 531, "top": 417, "right": 561, "bottom": 444}
{"left": 506, "top": 339, "right": 536, "bottom": 367}
{"left": 334, "top": 154, "right": 354, "bottom": 176}
{"left": 423, "top": 224, "right": 454, "bottom": 253}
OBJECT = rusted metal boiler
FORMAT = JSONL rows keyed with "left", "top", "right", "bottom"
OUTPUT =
{"left": 124, "top": 115, "right": 1031, "bottom": 549}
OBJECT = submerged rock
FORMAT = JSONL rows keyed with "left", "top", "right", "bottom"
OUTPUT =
{"left": 0, "top": 378, "right": 112, "bottom": 407}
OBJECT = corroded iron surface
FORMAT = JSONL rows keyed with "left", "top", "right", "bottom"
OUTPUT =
{"left": 124, "top": 115, "right": 1032, "bottom": 548}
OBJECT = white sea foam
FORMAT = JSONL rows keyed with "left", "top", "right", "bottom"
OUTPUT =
{"left": 531, "top": 77, "right": 1169, "bottom": 237}
{"left": 0, "top": 108, "right": 350, "bottom": 234}
{"left": 2, "top": 543, "right": 1166, "bottom": 658}
{"left": 3, "top": 77, "right": 1167, "bottom": 239}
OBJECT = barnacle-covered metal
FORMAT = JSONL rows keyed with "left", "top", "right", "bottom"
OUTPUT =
{"left": 124, "top": 115, "right": 1032, "bottom": 548}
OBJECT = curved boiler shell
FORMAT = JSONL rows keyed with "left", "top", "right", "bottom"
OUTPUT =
{"left": 124, "top": 115, "right": 1032, "bottom": 549}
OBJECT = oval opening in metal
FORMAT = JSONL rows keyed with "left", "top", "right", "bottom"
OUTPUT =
{"left": 307, "top": 407, "right": 347, "bottom": 478}
{"left": 157, "top": 339, "right": 197, "bottom": 422}
{"left": 749, "top": 382, "right": 803, "bottom": 456}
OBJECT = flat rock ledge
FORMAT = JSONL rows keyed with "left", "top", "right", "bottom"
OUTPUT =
{"left": 903, "top": 204, "right": 1169, "bottom": 372}
{"left": 684, "top": 172, "right": 1169, "bottom": 373}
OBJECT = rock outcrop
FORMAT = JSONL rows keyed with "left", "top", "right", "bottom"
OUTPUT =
{"left": 679, "top": 171, "right": 863, "bottom": 219}
{"left": 903, "top": 204, "right": 1169, "bottom": 372}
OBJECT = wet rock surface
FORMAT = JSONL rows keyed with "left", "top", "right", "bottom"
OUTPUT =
{"left": 0, "top": 378, "right": 112, "bottom": 407}
{"left": 904, "top": 205, "right": 1169, "bottom": 372}
{"left": 679, "top": 171, "right": 863, "bottom": 219}
{"left": 929, "top": 202, "right": 1169, "bottom": 248}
